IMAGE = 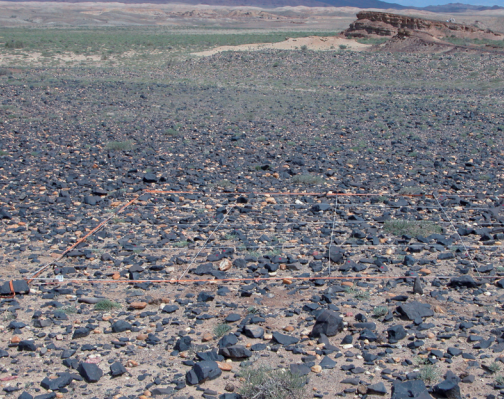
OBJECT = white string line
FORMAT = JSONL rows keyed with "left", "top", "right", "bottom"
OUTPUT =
{"left": 109, "top": 220, "right": 502, "bottom": 227}
{"left": 177, "top": 204, "right": 237, "bottom": 281}
{"left": 127, "top": 202, "right": 502, "bottom": 211}
{"left": 144, "top": 191, "right": 504, "bottom": 198}
{"left": 29, "top": 273, "right": 496, "bottom": 284}
{"left": 90, "top": 243, "right": 504, "bottom": 252}
{"left": 328, "top": 195, "right": 339, "bottom": 277}
{"left": 25, "top": 197, "right": 141, "bottom": 282}
{"left": 433, "top": 194, "right": 481, "bottom": 277}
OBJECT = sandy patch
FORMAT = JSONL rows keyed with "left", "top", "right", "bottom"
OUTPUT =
{"left": 192, "top": 36, "right": 371, "bottom": 56}
{"left": 0, "top": 51, "right": 103, "bottom": 66}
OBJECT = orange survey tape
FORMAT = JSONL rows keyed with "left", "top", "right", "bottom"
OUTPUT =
{"left": 24, "top": 193, "right": 144, "bottom": 286}
{"left": 0, "top": 281, "right": 15, "bottom": 299}
{"left": 27, "top": 273, "right": 504, "bottom": 286}
{"left": 145, "top": 190, "right": 504, "bottom": 198}
{"left": 5, "top": 188, "right": 500, "bottom": 299}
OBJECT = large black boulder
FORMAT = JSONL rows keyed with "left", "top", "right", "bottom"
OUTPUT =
{"left": 175, "top": 336, "right": 192, "bottom": 352}
{"left": 186, "top": 361, "right": 222, "bottom": 385}
{"left": 111, "top": 320, "right": 132, "bottom": 333}
{"left": 40, "top": 373, "right": 72, "bottom": 391}
{"left": 72, "top": 328, "right": 90, "bottom": 339}
{"left": 110, "top": 362, "right": 127, "bottom": 377}
{"left": 272, "top": 331, "right": 299, "bottom": 346}
{"left": 78, "top": 362, "right": 103, "bottom": 383}
{"left": 396, "top": 302, "right": 433, "bottom": 321}
{"left": 432, "top": 380, "right": 461, "bottom": 399}
{"left": 219, "top": 345, "right": 251, "bottom": 359}
{"left": 387, "top": 325, "right": 407, "bottom": 343}
{"left": 449, "top": 275, "right": 478, "bottom": 288}
{"left": 391, "top": 380, "right": 432, "bottom": 399}
{"left": 311, "top": 310, "right": 344, "bottom": 337}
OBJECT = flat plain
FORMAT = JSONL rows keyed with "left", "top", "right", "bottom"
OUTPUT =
{"left": 0, "top": 5, "right": 504, "bottom": 399}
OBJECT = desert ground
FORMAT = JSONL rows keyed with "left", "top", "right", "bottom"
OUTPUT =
{"left": 0, "top": 3, "right": 504, "bottom": 400}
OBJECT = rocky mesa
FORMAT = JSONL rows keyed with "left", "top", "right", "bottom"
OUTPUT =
{"left": 342, "top": 11, "right": 504, "bottom": 40}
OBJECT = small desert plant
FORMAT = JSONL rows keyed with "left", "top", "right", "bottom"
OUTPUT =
{"left": 495, "top": 375, "right": 504, "bottom": 386}
{"left": 105, "top": 141, "right": 133, "bottom": 151}
{"left": 214, "top": 323, "right": 232, "bottom": 338}
{"left": 5, "top": 40, "right": 24, "bottom": 49}
{"left": 95, "top": 299, "right": 121, "bottom": 311}
{"left": 354, "top": 290, "right": 371, "bottom": 301}
{"left": 238, "top": 366, "right": 308, "bottom": 399}
{"left": 256, "top": 135, "right": 267, "bottom": 142}
{"left": 54, "top": 306, "right": 77, "bottom": 315}
{"left": 173, "top": 241, "right": 189, "bottom": 247}
{"left": 300, "top": 44, "right": 308, "bottom": 52}
{"left": 373, "top": 306, "right": 388, "bottom": 317}
{"left": 0, "top": 150, "right": 9, "bottom": 156}
{"left": 418, "top": 364, "right": 441, "bottom": 384}
{"left": 398, "top": 186, "right": 423, "bottom": 195}
{"left": 383, "top": 220, "right": 442, "bottom": 238}
{"left": 343, "top": 286, "right": 357, "bottom": 294}
{"left": 488, "top": 361, "right": 502, "bottom": 373}
{"left": 247, "top": 306, "right": 260, "bottom": 314}
{"left": 164, "top": 128, "right": 179, "bottom": 136}
{"left": 339, "top": 44, "right": 347, "bottom": 50}
{"left": 292, "top": 175, "right": 325, "bottom": 185}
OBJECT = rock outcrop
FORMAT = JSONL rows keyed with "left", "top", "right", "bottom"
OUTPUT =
{"left": 342, "top": 11, "right": 504, "bottom": 41}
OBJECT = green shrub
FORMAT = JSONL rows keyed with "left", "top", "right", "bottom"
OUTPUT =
{"left": 373, "top": 306, "right": 388, "bottom": 317}
{"left": 214, "top": 323, "right": 232, "bottom": 338}
{"left": 488, "top": 361, "right": 502, "bottom": 373}
{"left": 383, "top": 220, "right": 441, "bottom": 238}
{"left": 238, "top": 366, "right": 308, "bottom": 399}
{"left": 105, "top": 141, "right": 133, "bottom": 151}
{"left": 418, "top": 364, "right": 441, "bottom": 384}
{"left": 354, "top": 290, "right": 370, "bottom": 301}
{"left": 54, "top": 306, "right": 77, "bottom": 315}
{"left": 5, "top": 40, "right": 24, "bottom": 49}
{"left": 291, "top": 175, "right": 325, "bottom": 185}
{"left": 164, "top": 128, "right": 179, "bottom": 136}
{"left": 95, "top": 299, "right": 121, "bottom": 311}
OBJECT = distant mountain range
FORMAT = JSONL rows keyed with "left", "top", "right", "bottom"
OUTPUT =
{"left": 3, "top": 0, "right": 503, "bottom": 12}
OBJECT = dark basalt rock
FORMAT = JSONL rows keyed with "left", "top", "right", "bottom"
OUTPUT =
{"left": 449, "top": 275, "right": 478, "bottom": 288}
{"left": 311, "top": 310, "right": 344, "bottom": 337}
{"left": 396, "top": 302, "right": 433, "bottom": 321}
{"left": 78, "top": 362, "right": 103, "bottom": 383}
{"left": 391, "top": 379, "right": 432, "bottom": 399}
{"left": 186, "top": 361, "right": 222, "bottom": 385}
{"left": 111, "top": 320, "right": 132, "bottom": 333}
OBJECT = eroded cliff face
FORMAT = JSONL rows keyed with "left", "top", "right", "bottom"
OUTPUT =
{"left": 342, "top": 11, "right": 504, "bottom": 40}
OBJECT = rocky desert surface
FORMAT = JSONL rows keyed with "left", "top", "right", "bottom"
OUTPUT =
{"left": 0, "top": 5, "right": 504, "bottom": 400}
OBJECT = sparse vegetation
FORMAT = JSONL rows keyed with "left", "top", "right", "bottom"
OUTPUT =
{"left": 105, "top": 141, "right": 133, "bottom": 151}
{"left": 418, "top": 364, "right": 441, "bottom": 384}
{"left": 5, "top": 40, "right": 24, "bottom": 49}
{"left": 214, "top": 323, "right": 232, "bottom": 338}
{"left": 373, "top": 306, "right": 388, "bottom": 317}
{"left": 54, "top": 306, "right": 78, "bottom": 315}
{"left": 94, "top": 299, "right": 121, "bottom": 311}
{"left": 488, "top": 361, "right": 502, "bottom": 374}
{"left": 238, "top": 366, "right": 308, "bottom": 399}
{"left": 292, "top": 175, "right": 325, "bottom": 185}
{"left": 383, "top": 220, "right": 442, "bottom": 238}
